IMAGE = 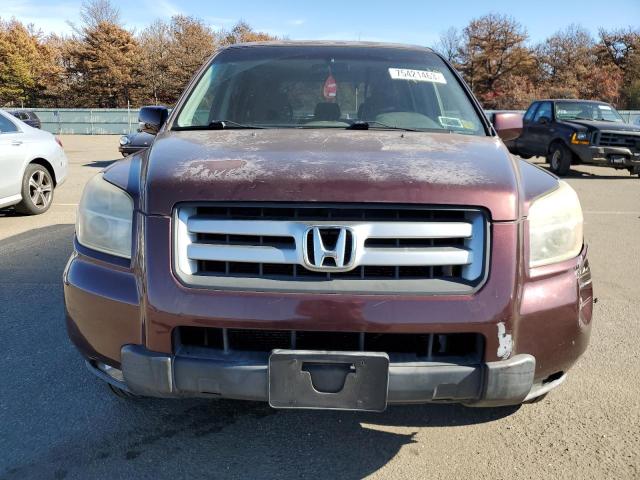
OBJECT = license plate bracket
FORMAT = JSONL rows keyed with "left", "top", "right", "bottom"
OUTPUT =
{"left": 268, "top": 350, "right": 389, "bottom": 412}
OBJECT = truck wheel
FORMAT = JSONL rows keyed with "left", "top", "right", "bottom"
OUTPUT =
{"left": 518, "top": 154, "right": 532, "bottom": 160}
{"left": 14, "top": 164, "right": 54, "bottom": 215}
{"left": 548, "top": 143, "right": 571, "bottom": 176}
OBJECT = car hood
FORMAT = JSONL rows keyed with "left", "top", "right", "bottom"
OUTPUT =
{"left": 560, "top": 120, "right": 640, "bottom": 132}
{"left": 130, "top": 131, "right": 155, "bottom": 147}
{"left": 141, "top": 129, "right": 522, "bottom": 220}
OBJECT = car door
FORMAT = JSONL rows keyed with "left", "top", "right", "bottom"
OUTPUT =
{"left": 0, "top": 113, "right": 27, "bottom": 202}
{"left": 526, "top": 101, "right": 553, "bottom": 156}
{"left": 516, "top": 102, "right": 539, "bottom": 155}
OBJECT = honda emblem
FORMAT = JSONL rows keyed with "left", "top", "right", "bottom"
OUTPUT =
{"left": 303, "top": 226, "right": 356, "bottom": 272}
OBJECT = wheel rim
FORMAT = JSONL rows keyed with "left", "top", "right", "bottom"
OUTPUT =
{"left": 29, "top": 169, "right": 52, "bottom": 209}
{"left": 551, "top": 149, "right": 561, "bottom": 170}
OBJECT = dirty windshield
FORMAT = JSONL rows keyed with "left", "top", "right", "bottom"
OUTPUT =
{"left": 175, "top": 45, "right": 485, "bottom": 134}
{"left": 555, "top": 101, "right": 625, "bottom": 123}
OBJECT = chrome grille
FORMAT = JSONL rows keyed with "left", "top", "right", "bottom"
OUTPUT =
{"left": 598, "top": 131, "right": 640, "bottom": 149}
{"left": 174, "top": 204, "right": 488, "bottom": 294}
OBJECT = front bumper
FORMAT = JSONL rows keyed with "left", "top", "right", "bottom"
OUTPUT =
{"left": 118, "top": 145, "right": 148, "bottom": 156}
{"left": 64, "top": 216, "right": 593, "bottom": 408}
{"left": 89, "top": 345, "right": 544, "bottom": 407}
{"left": 571, "top": 144, "right": 640, "bottom": 169}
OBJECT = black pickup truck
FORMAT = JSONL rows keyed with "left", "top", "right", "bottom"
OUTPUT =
{"left": 506, "top": 99, "right": 640, "bottom": 176}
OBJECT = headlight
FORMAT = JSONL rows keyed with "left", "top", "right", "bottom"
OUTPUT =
{"left": 570, "top": 131, "right": 590, "bottom": 145}
{"left": 77, "top": 174, "right": 133, "bottom": 258}
{"left": 529, "top": 181, "right": 583, "bottom": 268}
{"left": 119, "top": 135, "right": 130, "bottom": 145}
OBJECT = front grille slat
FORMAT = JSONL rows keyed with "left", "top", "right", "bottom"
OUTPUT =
{"left": 360, "top": 246, "right": 472, "bottom": 266}
{"left": 175, "top": 204, "right": 488, "bottom": 294}
{"left": 188, "top": 243, "right": 298, "bottom": 264}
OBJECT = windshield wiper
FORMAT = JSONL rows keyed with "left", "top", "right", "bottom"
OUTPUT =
{"left": 208, "top": 120, "right": 266, "bottom": 129}
{"left": 346, "top": 120, "right": 450, "bottom": 133}
{"left": 346, "top": 120, "right": 419, "bottom": 132}
{"left": 174, "top": 120, "right": 266, "bottom": 131}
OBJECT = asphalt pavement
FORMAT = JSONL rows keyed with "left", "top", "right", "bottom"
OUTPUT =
{"left": 0, "top": 135, "right": 638, "bottom": 479}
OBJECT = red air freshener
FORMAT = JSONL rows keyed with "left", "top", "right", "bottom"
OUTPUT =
{"left": 323, "top": 74, "right": 337, "bottom": 100}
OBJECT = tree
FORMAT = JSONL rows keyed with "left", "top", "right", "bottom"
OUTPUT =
{"left": 458, "top": 14, "right": 535, "bottom": 108}
{"left": 163, "top": 15, "right": 217, "bottom": 103}
{"left": 78, "top": 0, "right": 121, "bottom": 30}
{"left": 597, "top": 28, "right": 640, "bottom": 107}
{"left": 218, "top": 20, "right": 276, "bottom": 45}
{"left": 0, "top": 19, "right": 66, "bottom": 107}
{"left": 18, "top": 12, "right": 640, "bottom": 110}
{"left": 135, "top": 18, "right": 279, "bottom": 106}
{"left": 433, "top": 27, "right": 462, "bottom": 64}
{"left": 0, "top": 19, "right": 36, "bottom": 106}
{"left": 138, "top": 20, "right": 173, "bottom": 105}
{"left": 39, "top": 34, "right": 76, "bottom": 107}
{"left": 536, "top": 25, "right": 594, "bottom": 98}
{"left": 537, "top": 25, "right": 623, "bottom": 104}
{"left": 68, "top": 21, "right": 140, "bottom": 107}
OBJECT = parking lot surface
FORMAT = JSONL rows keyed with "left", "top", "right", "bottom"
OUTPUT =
{"left": 1, "top": 135, "right": 638, "bottom": 479}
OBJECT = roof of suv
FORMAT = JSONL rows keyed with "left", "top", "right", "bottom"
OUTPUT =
{"left": 8, "top": 110, "right": 38, "bottom": 116}
{"left": 537, "top": 99, "right": 611, "bottom": 104}
{"left": 222, "top": 40, "right": 435, "bottom": 53}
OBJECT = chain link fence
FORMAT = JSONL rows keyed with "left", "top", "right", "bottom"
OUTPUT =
{"left": 22, "top": 108, "right": 141, "bottom": 135}
{"left": 11, "top": 108, "right": 640, "bottom": 135}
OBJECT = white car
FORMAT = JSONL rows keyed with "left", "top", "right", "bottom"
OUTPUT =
{"left": 0, "top": 109, "right": 68, "bottom": 214}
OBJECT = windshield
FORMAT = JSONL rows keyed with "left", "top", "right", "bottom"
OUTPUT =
{"left": 555, "top": 102, "right": 624, "bottom": 123}
{"left": 174, "top": 45, "right": 485, "bottom": 134}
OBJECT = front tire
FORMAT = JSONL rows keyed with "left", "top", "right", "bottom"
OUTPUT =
{"left": 15, "top": 164, "right": 54, "bottom": 215}
{"left": 548, "top": 143, "right": 572, "bottom": 176}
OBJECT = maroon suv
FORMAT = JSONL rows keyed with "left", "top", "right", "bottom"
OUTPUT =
{"left": 64, "top": 42, "right": 593, "bottom": 411}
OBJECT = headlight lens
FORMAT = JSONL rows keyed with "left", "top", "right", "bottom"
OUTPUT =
{"left": 119, "top": 135, "right": 130, "bottom": 145}
{"left": 77, "top": 174, "right": 133, "bottom": 258}
{"left": 570, "top": 131, "right": 590, "bottom": 145}
{"left": 529, "top": 181, "right": 583, "bottom": 268}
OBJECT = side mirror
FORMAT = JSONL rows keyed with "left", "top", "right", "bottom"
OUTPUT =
{"left": 538, "top": 116, "right": 550, "bottom": 125}
{"left": 138, "top": 106, "right": 169, "bottom": 135}
{"left": 492, "top": 112, "right": 523, "bottom": 142}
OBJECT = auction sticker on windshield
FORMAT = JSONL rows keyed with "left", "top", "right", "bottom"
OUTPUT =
{"left": 389, "top": 68, "right": 447, "bottom": 84}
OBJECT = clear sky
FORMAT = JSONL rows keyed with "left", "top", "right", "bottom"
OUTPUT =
{"left": 5, "top": 0, "right": 640, "bottom": 46}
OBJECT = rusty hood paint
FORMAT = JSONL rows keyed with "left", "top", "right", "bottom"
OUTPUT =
{"left": 140, "top": 129, "right": 521, "bottom": 220}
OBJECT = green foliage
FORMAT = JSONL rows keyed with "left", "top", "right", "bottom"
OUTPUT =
{"left": 0, "top": 20, "right": 39, "bottom": 106}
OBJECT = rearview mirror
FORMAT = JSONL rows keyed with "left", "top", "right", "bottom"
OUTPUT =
{"left": 492, "top": 112, "right": 523, "bottom": 142}
{"left": 538, "top": 116, "right": 550, "bottom": 125}
{"left": 139, "top": 106, "right": 169, "bottom": 135}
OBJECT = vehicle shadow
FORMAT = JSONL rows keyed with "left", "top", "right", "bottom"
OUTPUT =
{"left": 83, "top": 159, "right": 118, "bottom": 168}
{"left": 528, "top": 158, "right": 638, "bottom": 180}
{"left": 0, "top": 225, "right": 519, "bottom": 480}
{"left": 0, "top": 207, "right": 18, "bottom": 217}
